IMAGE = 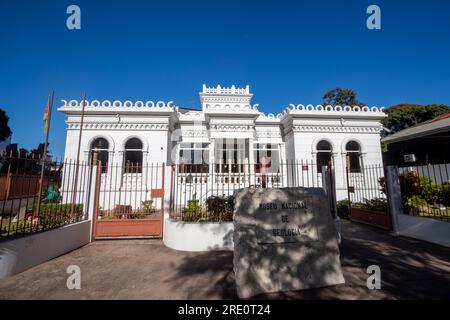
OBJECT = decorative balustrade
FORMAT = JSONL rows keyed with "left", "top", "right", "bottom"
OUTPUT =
{"left": 201, "top": 84, "right": 251, "bottom": 95}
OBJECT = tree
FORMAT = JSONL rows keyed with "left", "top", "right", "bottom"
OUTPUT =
{"left": 322, "top": 87, "right": 367, "bottom": 106}
{"left": 30, "top": 143, "right": 49, "bottom": 159}
{"left": 0, "top": 108, "right": 12, "bottom": 141}
{"left": 381, "top": 104, "right": 450, "bottom": 134}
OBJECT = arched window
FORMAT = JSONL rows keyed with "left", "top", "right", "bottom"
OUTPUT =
{"left": 346, "top": 141, "right": 361, "bottom": 173}
{"left": 90, "top": 138, "right": 109, "bottom": 173}
{"left": 316, "top": 140, "right": 332, "bottom": 171}
{"left": 124, "top": 138, "right": 143, "bottom": 173}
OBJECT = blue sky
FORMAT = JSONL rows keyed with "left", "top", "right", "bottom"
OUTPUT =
{"left": 1, "top": 0, "right": 450, "bottom": 158}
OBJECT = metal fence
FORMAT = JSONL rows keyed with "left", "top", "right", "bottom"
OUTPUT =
{"left": 345, "top": 164, "right": 391, "bottom": 230}
{"left": 169, "top": 160, "right": 326, "bottom": 221}
{"left": 398, "top": 163, "right": 450, "bottom": 222}
{"left": 346, "top": 164, "right": 387, "bottom": 210}
{"left": 96, "top": 162, "right": 165, "bottom": 220}
{"left": 0, "top": 155, "right": 90, "bottom": 240}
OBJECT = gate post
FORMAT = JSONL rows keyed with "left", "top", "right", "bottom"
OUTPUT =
{"left": 86, "top": 159, "right": 101, "bottom": 241}
{"left": 322, "top": 164, "right": 341, "bottom": 243}
{"left": 385, "top": 165, "right": 402, "bottom": 233}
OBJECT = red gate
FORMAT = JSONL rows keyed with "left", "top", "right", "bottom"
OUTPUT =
{"left": 92, "top": 161, "right": 165, "bottom": 239}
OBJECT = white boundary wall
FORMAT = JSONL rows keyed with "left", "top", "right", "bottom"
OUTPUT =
{"left": 0, "top": 220, "right": 91, "bottom": 278}
{"left": 163, "top": 218, "right": 233, "bottom": 251}
{"left": 396, "top": 215, "right": 450, "bottom": 247}
{"left": 386, "top": 166, "right": 450, "bottom": 248}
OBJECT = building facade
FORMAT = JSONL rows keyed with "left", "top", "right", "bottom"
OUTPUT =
{"left": 59, "top": 84, "right": 386, "bottom": 201}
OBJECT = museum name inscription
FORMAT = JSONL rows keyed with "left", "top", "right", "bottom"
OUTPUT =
{"left": 257, "top": 200, "right": 318, "bottom": 243}
{"left": 259, "top": 201, "right": 307, "bottom": 211}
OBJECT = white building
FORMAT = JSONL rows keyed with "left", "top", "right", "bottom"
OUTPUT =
{"left": 59, "top": 84, "right": 386, "bottom": 203}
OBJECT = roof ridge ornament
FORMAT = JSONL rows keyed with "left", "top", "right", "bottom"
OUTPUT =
{"left": 201, "top": 84, "right": 251, "bottom": 95}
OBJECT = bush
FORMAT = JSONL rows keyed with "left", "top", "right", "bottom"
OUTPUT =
{"left": 205, "top": 195, "right": 234, "bottom": 222}
{"left": 406, "top": 195, "right": 428, "bottom": 207}
{"left": 182, "top": 200, "right": 204, "bottom": 222}
{"left": 139, "top": 200, "right": 156, "bottom": 215}
{"left": 439, "top": 183, "right": 450, "bottom": 206}
{"left": 379, "top": 171, "right": 448, "bottom": 208}
{"left": 28, "top": 203, "right": 83, "bottom": 214}
{"left": 353, "top": 198, "right": 388, "bottom": 212}
{"left": 336, "top": 199, "right": 349, "bottom": 219}
{"left": 26, "top": 203, "right": 84, "bottom": 227}
{"left": 419, "top": 176, "right": 441, "bottom": 204}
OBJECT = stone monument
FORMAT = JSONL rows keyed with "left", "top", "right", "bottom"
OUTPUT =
{"left": 233, "top": 187, "right": 345, "bottom": 298}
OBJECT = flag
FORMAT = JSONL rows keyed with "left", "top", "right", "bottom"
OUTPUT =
{"left": 43, "top": 98, "right": 50, "bottom": 135}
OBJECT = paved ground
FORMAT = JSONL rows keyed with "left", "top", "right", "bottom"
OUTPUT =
{"left": 0, "top": 220, "right": 449, "bottom": 299}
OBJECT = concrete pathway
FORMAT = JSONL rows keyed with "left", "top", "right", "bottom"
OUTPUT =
{"left": 0, "top": 220, "right": 449, "bottom": 299}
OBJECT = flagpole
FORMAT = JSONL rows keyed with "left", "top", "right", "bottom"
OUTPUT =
{"left": 36, "top": 91, "right": 54, "bottom": 219}
{"left": 71, "top": 92, "right": 87, "bottom": 214}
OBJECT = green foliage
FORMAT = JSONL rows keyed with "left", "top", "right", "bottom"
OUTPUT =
{"left": 322, "top": 88, "right": 366, "bottom": 107}
{"left": 336, "top": 199, "right": 349, "bottom": 219}
{"left": 181, "top": 196, "right": 235, "bottom": 223}
{"left": 419, "top": 176, "right": 441, "bottom": 204}
{"left": 337, "top": 199, "right": 349, "bottom": 206}
{"left": 140, "top": 200, "right": 154, "bottom": 214}
{"left": 1, "top": 203, "right": 84, "bottom": 239}
{"left": 205, "top": 195, "right": 234, "bottom": 222}
{"left": 406, "top": 195, "right": 428, "bottom": 208}
{"left": 28, "top": 203, "right": 83, "bottom": 214}
{"left": 353, "top": 198, "right": 388, "bottom": 212}
{"left": 396, "top": 172, "right": 442, "bottom": 204}
{"left": 182, "top": 200, "right": 204, "bottom": 222}
{"left": 440, "top": 183, "right": 450, "bottom": 206}
{"left": 0, "top": 108, "right": 12, "bottom": 141}
{"left": 381, "top": 104, "right": 450, "bottom": 134}
{"left": 379, "top": 171, "right": 450, "bottom": 213}
{"left": 26, "top": 203, "right": 84, "bottom": 228}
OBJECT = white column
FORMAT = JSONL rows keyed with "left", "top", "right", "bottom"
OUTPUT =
{"left": 248, "top": 137, "right": 255, "bottom": 185}
{"left": 341, "top": 152, "right": 348, "bottom": 188}
{"left": 332, "top": 152, "right": 346, "bottom": 200}
{"left": 209, "top": 138, "right": 215, "bottom": 184}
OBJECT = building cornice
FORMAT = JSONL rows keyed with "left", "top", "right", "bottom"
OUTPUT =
{"left": 66, "top": 122, "right": 169, "bottom": 131}
{"left": 292, "top": 125, "right": 382, "bottom": 133}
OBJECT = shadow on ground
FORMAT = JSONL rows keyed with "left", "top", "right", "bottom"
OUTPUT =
{"left": 0, "top": 220, "right": 449, "bottom": 299}
{"left": 166, "top": 220, "right": 450, "bottom": 299}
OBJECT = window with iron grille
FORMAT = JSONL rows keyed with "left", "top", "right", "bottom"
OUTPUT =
{"left": 254, "top": 143, "right": 280, "bottom": 173}
{"left": 346, "top": 140, "right": 362, "bottom": 173}
{"left": 214, "top": 138, "right": 248, "bottom": 173}
{"left": 178, "top": 142, "right": 209, "bottom": 173}
{"left": 316, "top": 140, "right": 332, "bottom": 172}
{"left": 90, "top": 137, "right": 109, "bottom": 173}
{"left": 124, "top": 138, "right": 143, "bottom": 173}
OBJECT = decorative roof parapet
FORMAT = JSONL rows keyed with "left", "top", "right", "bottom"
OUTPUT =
{"left": 177, "top": 111, "right": 205, "bottom": 121}
{"left": 201, "top": 84, "right": 251, "bottom": 95}
{"left": 59, "top": 99, "right": 176, "bottom": 111}
{"left": 256, "top": 112, "right": 283, "bottom": 122}
{"left": 281, "top": 104, "right": 386, "bottom": 116}
{"left": 204, "top": 103, "right": 259, "bottom": 113}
